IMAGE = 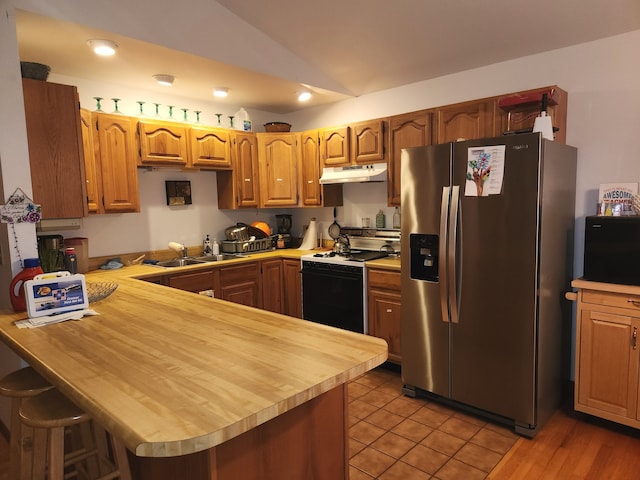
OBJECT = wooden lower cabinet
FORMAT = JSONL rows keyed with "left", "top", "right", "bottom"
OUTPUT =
{"left": 217, "top": 262, "right": 261, "bottom": 308}
{"left": 367, "top": 268, "right": 401, "bottom": 364}
{"left": 261, "top": 259, "right": 283, "bottom": 313}
{"left": 283, "top": 258, "right": 302, "bottom": 318}
{"left": 167, "top": 269, "right": 215, "bottom": 295}
{"left": 572, "top": 281, "right": 640, "bottom": 429}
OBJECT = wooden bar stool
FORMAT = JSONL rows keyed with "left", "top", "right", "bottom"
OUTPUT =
{"left": 19, "top": 388, "right": 132, "bottom": 480}
{"left": 0, "top": 366, "right": 53, "bottom": 480}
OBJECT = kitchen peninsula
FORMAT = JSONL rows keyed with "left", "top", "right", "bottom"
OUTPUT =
{"left": 0, "top": 265, "right": 388, "bottom": 479}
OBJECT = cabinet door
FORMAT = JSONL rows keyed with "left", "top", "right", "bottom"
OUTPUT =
{"left": 320, "top": 126, "right": 350, "bottom": 168}
{"left": 94, "top": 113, "right": 140, "bottom": 213}
{"left": 367, "top": 269, "right": 402, "bottom": 364}
{"left": 138, "top": 120, "right": 188, "bottom": 166}
{"left": 577, "top": 309, "right": 640, "bottom": 420}
{"left": 167, "top": 269, "right": 215, "bottom": 295}
{"left": 189, "top": 126, "right": 232, "bottom": 169}
{"left": 282, "top": 259, "right": 302, "bottom": 318}
{"left": 368, "top": 289, "right": 402, "bottom": 364}
{"left": 80, "top": 108, "right": 102, "bottom": 214}
{"left": 300, "top": 130, "right": 322, "bottom": 206}
{"left": 351, "top": 119, "right": 387, "bottom": 165}
{"left": 22, "top": 79, "right": 88, "bottom": 219}
{"left": 258, "top": 133, "right": 298, "bottom": 207}
{"left": 219, "top": 262, "right": 261, "bottom": 308}
{"left": 388, "top": 111, "right": 432, "bottom": 206}
{"left": 435, "top": 100, "right": 494, "bottom": 143}
{"left": 261, "top": 259, "right": 283, "bottom": 314}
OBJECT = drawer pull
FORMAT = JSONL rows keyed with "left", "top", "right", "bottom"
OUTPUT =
{"left": 386, "top": 308, "right": 393, "bottom": 313}
{"left": 633, "top": 327, "right": 638, "bottom": 350}
{"left": 627, "top": 299, "right": 640, "bottom": 306}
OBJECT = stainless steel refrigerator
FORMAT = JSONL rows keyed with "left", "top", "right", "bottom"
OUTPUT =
{"left": 400, "top": 133, "right": 576, "bottom": 436}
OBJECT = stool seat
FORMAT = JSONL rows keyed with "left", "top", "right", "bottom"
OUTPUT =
{"left": 0, "top": 367, "right": 53, "bottom": 480}
{"left": 19, "top": 388, "right": 88, "bottom": 429}
{"left": 0, "top": 366, "right": 52, "bottom": 398}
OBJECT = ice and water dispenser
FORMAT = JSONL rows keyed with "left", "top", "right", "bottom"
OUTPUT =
{"left": 410, "top": 234, "right": 439, "bottom": 282}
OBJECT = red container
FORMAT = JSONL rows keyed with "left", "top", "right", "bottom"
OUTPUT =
{"left": 10, "top": 258, "right": 44, "bottom": 312}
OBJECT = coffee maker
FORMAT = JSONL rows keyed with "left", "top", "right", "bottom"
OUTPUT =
{"left": 275, "top": 214, "right": 292, "bottom": 248}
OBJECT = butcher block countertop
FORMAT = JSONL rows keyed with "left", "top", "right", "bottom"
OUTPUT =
{"left": 0, "top": 251, "right": 388, "bottom": 458}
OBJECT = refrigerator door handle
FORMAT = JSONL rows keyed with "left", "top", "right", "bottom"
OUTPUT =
{"left": 449, "top": 185, "right": 461, "bottom": 324}
{"left": 439, "top": 186, "right": 451, "bottom": 323}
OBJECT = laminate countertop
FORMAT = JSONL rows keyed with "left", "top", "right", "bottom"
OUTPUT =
{"left": 0, "top": 254, "right": 388, "bottom": 458}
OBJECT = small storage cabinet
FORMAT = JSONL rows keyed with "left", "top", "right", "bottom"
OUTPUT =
{"left": 367, "top": 267, "right": 402, "bottom": 364}
{"left": 571, "top": 279, "right": 640, "bottom": 429}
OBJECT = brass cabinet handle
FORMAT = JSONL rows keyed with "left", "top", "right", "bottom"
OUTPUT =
{"left": 633, "top": 327, "right": 638, "bottom": 350}
{"left": 627, "top": 298, "right": 640, "bottom": 306}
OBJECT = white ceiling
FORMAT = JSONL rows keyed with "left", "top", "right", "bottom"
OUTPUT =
{"left": 15, "top": 0, "right": 640, "bottom": 114}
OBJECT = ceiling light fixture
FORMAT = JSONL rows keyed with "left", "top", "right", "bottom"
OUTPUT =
{"left": 213, "top": 87, "right": 229, "bottom": 98}
{"left": 297, "top": 90, "right": 312, "bottom": 102}
{"left": 152, "top": 74, "right": 175, "bottom": 86}
{"left": 87, "top": 39, "right": 118, "bottom": 56}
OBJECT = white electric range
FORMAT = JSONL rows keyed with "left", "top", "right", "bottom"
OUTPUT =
{"left": 300, "top": 228, "right": 400, "bottom": 334}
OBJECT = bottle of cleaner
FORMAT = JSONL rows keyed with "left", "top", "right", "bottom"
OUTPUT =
{"left": 9, "top": 258, "right": 44, "bottom": 312}
{"left": 203, "top": 235, "right": 213, "bottom": 256}
{"left": 234, "top": 107, "right": 252, "bottom": 132}
{"left": 376, "top": 209, "right": 385, "bottom": 229}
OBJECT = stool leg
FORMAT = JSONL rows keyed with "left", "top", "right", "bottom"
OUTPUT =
{"left": 110, "top": 436, "right": 132, "bottom": 480}
{"left": 30, "top": 427, "right": 47, "bottom": 480}
{"left": 48, "top": 426, "right": 65, "bottom": 480}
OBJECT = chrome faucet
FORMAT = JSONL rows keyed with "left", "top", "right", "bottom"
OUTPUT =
{"left": 168, "top": 242, "right": 188, "bottom": 258}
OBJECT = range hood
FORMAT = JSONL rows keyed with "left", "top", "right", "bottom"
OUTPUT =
{"left": 319, "top": 163, "right": 387, "bottom": 184}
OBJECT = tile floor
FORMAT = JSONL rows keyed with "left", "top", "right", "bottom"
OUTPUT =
{"left": 348, "top": 365, "right": 519, "bottom": 479}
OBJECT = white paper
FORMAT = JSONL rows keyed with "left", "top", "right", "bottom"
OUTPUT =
{"left": 465, "top": 145, "right": 506, "bottom": 197}
{"left": 15, "top": 309, "right": 99, "bottom": 329}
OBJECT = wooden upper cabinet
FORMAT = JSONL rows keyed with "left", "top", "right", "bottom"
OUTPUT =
{"left": 22, "top": 79, "right": 88, "bottom": 219}
{"left": 495, "top": 86, "right": 568, "bottom": 144}
{"left": 320, "top": 126, "right": 350, "bottom": 168}
{"left": 257, "top": 133, "right": 299, "bottom": 207}
{"left": 216, "top": 132, "right": 259, "bottom": 209}
{"left": 80, "top": 108, "right": 101, "bottom": 214}
{"left": 435, "top": 100, "right": 495, "bottom": 143}
{"left": 188, "top": 126, "right": 232, "bottom": 169}
{"left": 387, "top": 111, "right": 432, "bottom": 206}
{"left": 351, "top": 119, "right": 387, "bottom": 164}
{"left": 138, "top": 120, "right": 188, "bottom": 166}
{"left": 300, "top": 130, "right": 322, "bottom": 206}
{"left": 93, "top": 113, "right": 140, "bottom": 213}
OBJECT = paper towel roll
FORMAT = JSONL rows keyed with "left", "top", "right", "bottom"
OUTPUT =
{"left": 298, "top": 218, "right": 318, "bottom": 250}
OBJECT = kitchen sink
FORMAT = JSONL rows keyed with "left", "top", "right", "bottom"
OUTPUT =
{"left": 156, "top": 254, "right": 244, "bottom": 267}
{"left": 156, "top": 258, "right": 208, "bottom": 268}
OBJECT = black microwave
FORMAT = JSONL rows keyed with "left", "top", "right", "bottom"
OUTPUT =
{"left": 583, "top": 216, "right": 640, "bottom": 286}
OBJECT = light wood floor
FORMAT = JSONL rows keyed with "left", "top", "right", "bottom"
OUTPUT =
{"left": 489, "top": 407, "right": 640, "bottom": 480}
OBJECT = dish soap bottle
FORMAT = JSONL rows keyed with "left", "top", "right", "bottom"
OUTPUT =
{"left": 376, "top": 209, "right": 385, "bottom": 228}
{"left": 212, "top": 238, "right": 220, "bottom": 256}
{"left": 393, "top": 207, "right": 401, "bottom": 229}
{"left": 203, "top": 235, "right": 213, "bottom": 256}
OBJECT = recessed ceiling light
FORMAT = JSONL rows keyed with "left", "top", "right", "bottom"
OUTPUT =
{"left": 153, "top": 74, "right": 175, "bottom": 86}
{"left": 87, "top": 39, "right": 118, "bottom": 56}
{"left": 297, "top": 91, "right": 312, "bottom": 102}
{"left": 213, "top": 87, "right": 229, "bottom": 98}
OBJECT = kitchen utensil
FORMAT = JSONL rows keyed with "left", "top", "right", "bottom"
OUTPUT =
{"left": 225, "top": 224, "right": 249, "bottom": 241}
{"left": 332, "top": 234, "right": 350, "bottom": 255}
{"left": 250, "top": 221, "right": 272, "bottom": 236}
{"left": 239, "top": 223, "right": 268, "bottom": 239}
{"left": 328, "top": 207, "right": 341, "bottom": 240}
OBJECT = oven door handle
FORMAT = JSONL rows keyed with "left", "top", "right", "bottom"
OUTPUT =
{"left": 301, "top": 270, "right": 361, "bottom": 282}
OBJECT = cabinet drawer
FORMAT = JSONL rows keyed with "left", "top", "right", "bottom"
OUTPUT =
{"left": 367, "top": 268, "right": 400, "bottom": 291}
{"left": 582, "top": 289, "right": 640, "bottom": 312}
